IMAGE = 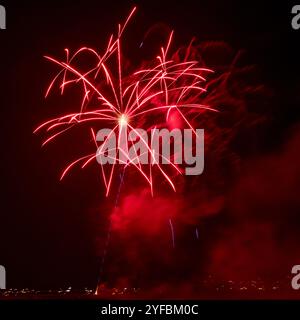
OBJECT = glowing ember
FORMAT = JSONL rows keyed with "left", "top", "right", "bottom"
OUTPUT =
{"left": 118, "top": 114, "right": 129, "bottom": 127}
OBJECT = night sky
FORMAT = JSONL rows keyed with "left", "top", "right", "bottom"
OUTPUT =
{"left": 1, "top": 0, "right": 300, "bottom": 293}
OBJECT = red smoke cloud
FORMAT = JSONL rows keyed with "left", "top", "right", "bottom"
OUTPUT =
{"left": 111, "top": 189, "right": 180, "bottom": 236}
{"left": 94, "top": 127, "right": 300, "bottom": 296}
{"left": 207, "top": 127, "right": 300, "bottom": 281}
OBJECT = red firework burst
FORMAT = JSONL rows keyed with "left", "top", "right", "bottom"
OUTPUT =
{"left": 34, "top": 7, "right": 217, "bottom": 196}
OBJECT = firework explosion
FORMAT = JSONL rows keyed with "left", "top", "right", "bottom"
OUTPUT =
{"left": 34, "top": 7, "right": 217, "bottom": 196}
